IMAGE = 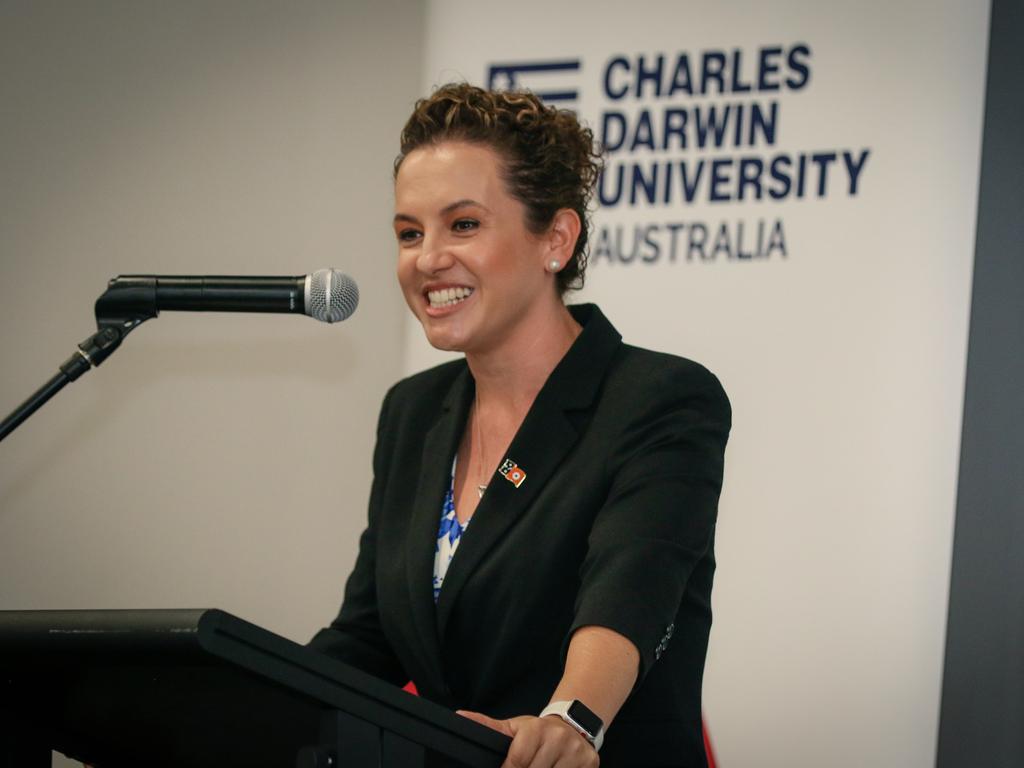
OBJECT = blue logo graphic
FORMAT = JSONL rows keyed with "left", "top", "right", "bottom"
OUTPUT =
{"left": 487, "top": 59, "right": 581, "bottom": 104}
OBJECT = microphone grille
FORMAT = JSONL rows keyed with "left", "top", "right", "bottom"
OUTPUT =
{"left": 305, "top": 269, "right": 359, "bottom": 323}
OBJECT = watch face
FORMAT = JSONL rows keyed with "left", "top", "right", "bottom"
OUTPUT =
{"left": 567, "top": 700, "right": 603, "bottom": 737}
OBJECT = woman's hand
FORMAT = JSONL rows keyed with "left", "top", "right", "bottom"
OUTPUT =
{"left": 458, "top": 710, "right": 599, "bottom": 768}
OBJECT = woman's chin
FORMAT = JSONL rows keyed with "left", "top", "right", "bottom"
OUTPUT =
{"left": 420, "top": 325, "right": 467, "bottom": 353}
{"left": 417, "top": 310, "right": 474, "bottom": 354}
{"left": 428, "top": 338, "right": 464, "bottom": 353}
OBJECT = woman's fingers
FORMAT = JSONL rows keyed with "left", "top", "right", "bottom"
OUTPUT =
{"left": 512, "top": 717, "right": 597, "bottom": 768}
{"left": 456, "top": 709, "right": 516, "bottom": 738}
{"left": 458, "top": 711, "right": 597, "bottom": 768}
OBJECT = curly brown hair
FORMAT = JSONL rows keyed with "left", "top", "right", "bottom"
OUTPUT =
{"left": 395, "top": 83, "right": 603, "bottom": 295}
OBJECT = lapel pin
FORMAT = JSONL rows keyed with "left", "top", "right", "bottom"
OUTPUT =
{"left": 498, "top": 458, "right": 527, "bottom": 488}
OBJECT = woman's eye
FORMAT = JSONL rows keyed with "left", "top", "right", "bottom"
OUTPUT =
{"left": 397, "top": 228, "right": 422, "bottom": 243}
{"left": 452, "top": 219, "right": 479, "bottom": 233}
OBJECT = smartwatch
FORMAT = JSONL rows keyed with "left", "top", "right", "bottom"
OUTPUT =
{"left": 539, "top": 699, "right": 605, "bottom": 751}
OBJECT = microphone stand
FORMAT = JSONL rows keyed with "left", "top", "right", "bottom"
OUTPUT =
{"left": 0, "top": 279, "right": 158, "bottom": 443}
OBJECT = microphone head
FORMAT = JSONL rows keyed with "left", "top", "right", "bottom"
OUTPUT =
{"left": 304, "top": 269, "right": 359, "bottom": 323}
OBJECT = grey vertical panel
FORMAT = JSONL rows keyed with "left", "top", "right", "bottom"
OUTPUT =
{"left": 937, "top": 0, "right": 1024, "bottom": 765}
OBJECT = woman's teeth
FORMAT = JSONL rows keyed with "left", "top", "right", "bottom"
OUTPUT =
{"left": 427, "top": 287, "right": 473, "bottom": 308}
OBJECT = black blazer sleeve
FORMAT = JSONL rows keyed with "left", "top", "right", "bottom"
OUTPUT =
{"left": 564, "top": 361, "right": 731, "bottom": 685}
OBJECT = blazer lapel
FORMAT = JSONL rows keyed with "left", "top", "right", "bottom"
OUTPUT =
{"left": 403, "top": 366, "right": 474, "bottom": 694}
{"left": 435, "top": 304, "right": 622, "bottom": 639}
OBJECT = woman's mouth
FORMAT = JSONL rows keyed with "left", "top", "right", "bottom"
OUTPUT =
{"left": 426, "top": 286, "right": 474, "bottom": 309}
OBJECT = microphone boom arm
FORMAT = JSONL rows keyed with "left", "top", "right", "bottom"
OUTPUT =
{"left": 0, "top": 281, "right": 158, "bottom": 443}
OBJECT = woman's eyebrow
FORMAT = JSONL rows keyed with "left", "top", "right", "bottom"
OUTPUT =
{"left": 394, "top": 198, "right": 492, "bottom": 225}
{"left": 440, "top": 198, "right": 490, "bottom": 215}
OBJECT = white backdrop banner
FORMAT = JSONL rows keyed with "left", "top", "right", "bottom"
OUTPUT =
{"left": 404, "top": 2, "right": 989, "bottom": 766}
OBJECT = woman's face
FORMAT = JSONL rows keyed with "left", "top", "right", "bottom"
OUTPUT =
{"left": 393, "top": 141, "right": 557, "bottom": 356}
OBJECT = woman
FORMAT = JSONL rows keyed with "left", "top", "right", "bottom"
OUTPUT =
{"left": 311, "top": 84, "right": 730, "bottom": 767}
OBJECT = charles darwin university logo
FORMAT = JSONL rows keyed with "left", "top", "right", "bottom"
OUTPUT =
{"left": 486, "top": 59, "right": 581, "bottom": 106}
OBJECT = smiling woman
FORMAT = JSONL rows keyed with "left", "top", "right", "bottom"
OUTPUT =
{"left": 393, "top": 141, "right": 581, "bottom": 358}
{"left": 310, "top": 84, "right": 731, "bottom": 768}
{"left": 396, "top": 85, "right": 601, "bottom": 295}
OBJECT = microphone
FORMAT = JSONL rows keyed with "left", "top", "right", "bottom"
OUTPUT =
{"left": 0, "top": 270, "right": 360, "bottom": 442}
{"left": 97, "top": 269, "right": 359, "bottom": 324}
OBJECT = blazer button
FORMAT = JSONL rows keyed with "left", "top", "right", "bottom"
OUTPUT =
{"left": 655, "top": 638, "right": 667, "bottom": 660}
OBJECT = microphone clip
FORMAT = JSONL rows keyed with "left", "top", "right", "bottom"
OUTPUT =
{"left": 84, "top": 276, "right": 160, "bottom": 369}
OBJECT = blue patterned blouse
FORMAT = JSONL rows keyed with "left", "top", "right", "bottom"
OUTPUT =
{"left": 433, "top": 458, "right": 471, "bottom": 602}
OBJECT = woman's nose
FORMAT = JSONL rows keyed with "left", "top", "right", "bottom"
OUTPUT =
{"left": 417, "top": 236, "right": 455, "bottom": 273}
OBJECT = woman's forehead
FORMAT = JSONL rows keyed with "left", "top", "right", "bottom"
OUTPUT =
{"left": 395, "top": 142, "right": 509, "bottom": 210}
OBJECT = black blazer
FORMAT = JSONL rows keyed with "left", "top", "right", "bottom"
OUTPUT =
{"left": 310, "top": 305, "right": 730, "bottom": 767}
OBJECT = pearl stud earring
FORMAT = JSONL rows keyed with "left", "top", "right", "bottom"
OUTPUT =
{"left": 547, "top": 259, "right": 561, "bottom": 272}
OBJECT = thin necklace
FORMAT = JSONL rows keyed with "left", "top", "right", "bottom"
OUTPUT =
{"left": 473, "top": 401, "right": 488, "bottom": 499}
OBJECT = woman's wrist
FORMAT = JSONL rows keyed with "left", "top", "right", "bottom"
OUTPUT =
{"left": 539, "top": 700, "right": 604, "bottom": 751}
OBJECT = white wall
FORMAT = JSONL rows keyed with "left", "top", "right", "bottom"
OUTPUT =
{"left": 0, "top": 4, "right": 422, "bottom": 764}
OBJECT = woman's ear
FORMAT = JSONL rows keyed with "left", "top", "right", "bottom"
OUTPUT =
{"left": 543, "top": 208, "right": 582, "bottom": 270}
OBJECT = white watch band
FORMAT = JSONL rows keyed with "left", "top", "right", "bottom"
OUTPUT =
{"left": 539, "top": 700, "right": 605, "bottom": 751}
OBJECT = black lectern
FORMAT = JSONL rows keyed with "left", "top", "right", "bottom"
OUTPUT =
{"left": 0, "top": 609, "right": 509, "bottom": 767}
